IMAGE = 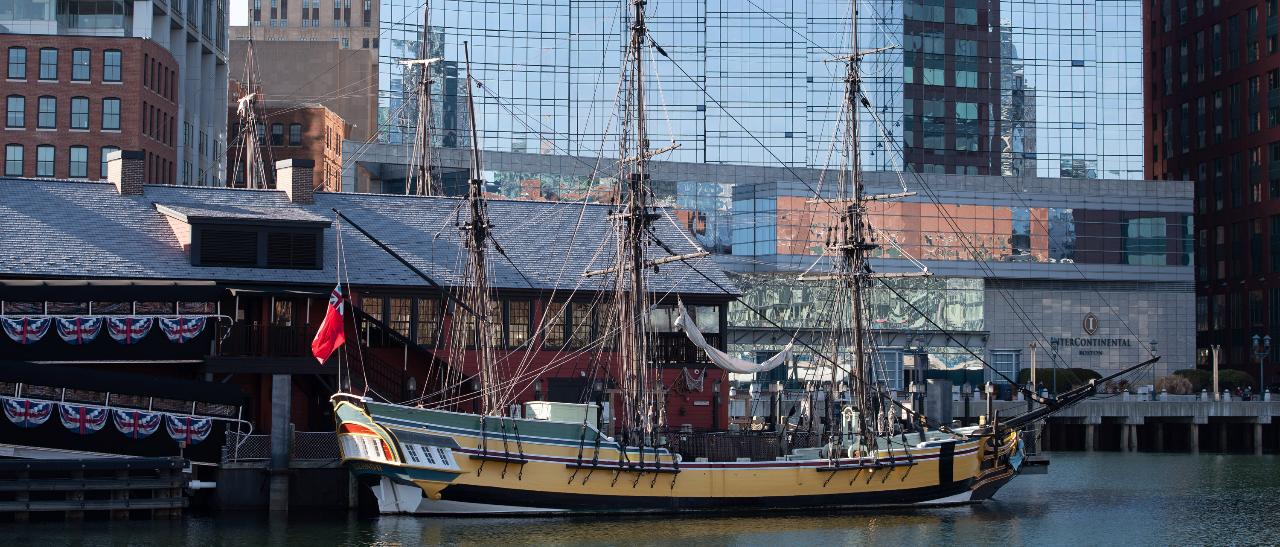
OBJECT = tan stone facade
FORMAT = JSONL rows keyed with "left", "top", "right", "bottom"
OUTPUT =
{"left": 226, "top": 40, "right": 375, "bottom": 142}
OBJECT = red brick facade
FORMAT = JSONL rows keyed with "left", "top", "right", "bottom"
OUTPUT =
{"left": 1145, "top": 0, "right": 1280, "bottom": 371}
{"left": 228, "top": 96, "right": 348, "bottom": 192}
{"left": 1, "top": 35, "right": 177, "bottom": 183}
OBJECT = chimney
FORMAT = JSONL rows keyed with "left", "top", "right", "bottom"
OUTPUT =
{"left": 274, "top": 158, "right": 315, "bottom": 204}
{"left": 105, "top": 150, "right": 145, "bottom": 195}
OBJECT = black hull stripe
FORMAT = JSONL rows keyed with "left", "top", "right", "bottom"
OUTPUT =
{"left": 438, "top": 480, "right": 974, "bottom": 512}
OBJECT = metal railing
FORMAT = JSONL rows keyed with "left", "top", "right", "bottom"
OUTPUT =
{"left": 664, "top": 430, "right": 825, "bottom": 462}
{"left": 216, "top": 323, "right": 316, "bottom": 357}
{"left": 222, "top": 431, "right": 340, "bottom": 463}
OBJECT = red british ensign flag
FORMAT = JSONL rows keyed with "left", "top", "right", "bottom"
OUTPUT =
{"left": 311, "top": 284, "right": 346, "bottom": 364}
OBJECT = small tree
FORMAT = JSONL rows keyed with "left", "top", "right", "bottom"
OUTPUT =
{"left": 1174, "top": 369, "right": 1211, "bottom": 392}
{"left": 1155, "top": 375, "right": 1193, "bottom": 395}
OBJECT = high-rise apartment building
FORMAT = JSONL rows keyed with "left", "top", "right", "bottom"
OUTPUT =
{"left": 1146, "top": 0, "right": 1280, "bottom": 378}
{"left": 2, "top": 0, "right": 229, "bottom": 186}
{"left": 372, "top": 0, "right": 1142, "bottom": 179}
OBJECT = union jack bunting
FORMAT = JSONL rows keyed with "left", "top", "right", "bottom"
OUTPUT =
{"left": 158, "top": 316, "right": 207, "bottom": 343}
{"left": 166, "top": 415, "right": 213, "bottom": 445}
{"left": 107, "top": 316, "right": 153, "bottom": 345}
{"left": 59, "top": 404, "right": 108, "bottom": 435}
{"left": 56, "top": 316, "right": 103, "bottom": 345}
{"left": 113, "top": 409, "right": 162, "bottom": 439}
{"left": 2, "top": 397, "right": 53, "bottom": 428}
{"left": 1, "top": 317, "right": 51, "bottom": 345}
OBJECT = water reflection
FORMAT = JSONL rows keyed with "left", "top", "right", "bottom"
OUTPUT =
{"left": 2, "top": 453, "right": 1278, "bottom": 546}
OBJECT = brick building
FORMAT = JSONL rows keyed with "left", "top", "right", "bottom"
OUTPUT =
{"left": 1145, "top": 0, "right": 1280, "bottom": 385}
{"left": 1, "top": 0, "right": 229, "bottom": 186}
{"left": 3, "top": 36, "right": 178, "bottom": 183}
{"left": 0, "top": 152, "right": 736, "bottom": 463}
{"left": 227, "top": 93, "right": 349, "bottom": 191}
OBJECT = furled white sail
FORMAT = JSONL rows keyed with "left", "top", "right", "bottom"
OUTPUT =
{"left": 673, "top": 302, "right": 792, "bottom": 374}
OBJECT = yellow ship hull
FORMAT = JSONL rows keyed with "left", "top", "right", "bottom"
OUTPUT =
{"left": 333, "top": 397, "right": 1019, "bottom": 515}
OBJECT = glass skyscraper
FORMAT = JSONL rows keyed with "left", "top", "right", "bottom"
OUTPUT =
{"left": 376, "top": 0, "right": 1142, "bottom": 179}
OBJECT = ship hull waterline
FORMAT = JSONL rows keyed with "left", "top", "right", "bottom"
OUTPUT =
{"left": 333, "top": 397, "right": 1020, "bottom": 516}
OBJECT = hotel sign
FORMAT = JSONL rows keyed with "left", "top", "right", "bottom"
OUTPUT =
{"left": 1049, "top": 313, "right": 1131, "bottom": 355}
{"left": 1049, "top": 337, "right": 1133, "bottom": 348}
{"left": 1083, "top": 313, "right": 1099, "bottom": 335}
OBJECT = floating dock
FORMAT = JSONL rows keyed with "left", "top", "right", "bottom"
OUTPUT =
{"left": 0, "top": 457, "right": 188, "bottom": 521}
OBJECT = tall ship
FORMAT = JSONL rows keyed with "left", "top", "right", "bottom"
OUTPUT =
{"left": 326, "top": 0, "right": 1156, "bottom": 515}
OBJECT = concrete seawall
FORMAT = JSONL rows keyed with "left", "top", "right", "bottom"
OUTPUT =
{"left": 957, "top": 399, "right": 1279, "bottom": 454}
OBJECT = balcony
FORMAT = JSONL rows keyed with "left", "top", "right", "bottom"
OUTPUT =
{"left": 650, "top": 332, "right": 721, "bottom": 366}
{"left": 216, "top": 323, "right": 316, "bottom": 358}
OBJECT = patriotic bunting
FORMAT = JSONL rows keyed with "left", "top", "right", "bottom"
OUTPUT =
{"left": 56, "top": 316, "right": 103, "bottom": 345}
{"left": 59, "top": 404, "right": 109, "bottom": 435}
{"left": 3, "top": 315, "right": 223, "bottom": 346}
{"left": 158, "top": 316, "right": 207, "bottom": 343}
{"left": 166, "top": 415, "right": 213, "bottom": 445}
{"left": 107, "top": 316, "right": 153, "bottom": 345}
{"left": 4, "top": 398, "right": 221, "bottom": 445}
{"left": 3, "top": 397, "right": 53, "bottom": 428}
{"left": 113, "top": 409, "right": 162, "bottom": 439}
{"left": 2, "top": 317, "right": 51, "bottom": 345}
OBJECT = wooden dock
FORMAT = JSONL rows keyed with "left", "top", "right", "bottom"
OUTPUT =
{"left": 0, "top": 457, "right": 188, "bottom": 521}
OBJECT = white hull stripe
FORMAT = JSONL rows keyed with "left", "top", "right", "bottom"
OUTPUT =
{"left": 372, "top": 414, "right": 978, "bottom": 470}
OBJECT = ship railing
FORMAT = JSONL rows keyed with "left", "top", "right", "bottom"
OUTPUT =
{"left": 664, "top": 430, "right": 825, "bottom": 462}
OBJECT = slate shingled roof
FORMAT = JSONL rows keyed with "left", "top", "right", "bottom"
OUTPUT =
{"left": 0, "top": 177, "right": 738, "bottom": 297}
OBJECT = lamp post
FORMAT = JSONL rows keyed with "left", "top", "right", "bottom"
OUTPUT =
{"left": 1049, "top": 339, "right": 1060, "bottom": 395}
{"left": 961, "top": 382, "right": 973, "bottom": 426}
{"left": 1252, "top": 334, "right": 1271, "bottom": 396}
{"left": 1027, "top": 341, "right": 1037, "bottom": 412}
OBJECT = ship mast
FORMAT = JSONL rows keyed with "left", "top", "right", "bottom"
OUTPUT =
{"left": 831, "top": 0, "right": 879, "bottom": 451}
{"left": 450, "top": 41, "right": 500, "bottom": 415}
{"left": 402, "top": 0, "right": 440, "bottom": 196}
{"left": 614, "top": 0, "right": 657, "bottom": 448}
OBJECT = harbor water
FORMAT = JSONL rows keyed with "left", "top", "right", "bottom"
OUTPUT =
{"left": 3, "top": 453, "right": 1277, "bottom": 546}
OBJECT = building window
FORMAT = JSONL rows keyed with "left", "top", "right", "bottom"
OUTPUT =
{"left": 71, "top": 48, "right": 90, "bottom": 81}
{"left": 388, "top": 297, "right": 411, "bottom": 334}
{"left": 567, "top": 302, "right": 594, "bottom": 349}
{"left": 5, "top": 95, "right": 23, "bottom": 128}
{"left": 37, "top": 96, "right": 55, "bottom": 128}
{"left": 361, "top": 296, "right": 383, "bottom": 323}
{"left": 69, "top": 146, "right": 87, "bottom": 178}
{"left": 70, "top": 96, "right": 89, "bottom": 129}
{"left": 7, "top": 47, "right": 25, "bottom": 79}
{"left": 415, "top": 297, "right": 441, "bottom": 345}
{"left": 271, "top": 299, "right": 294, "bottom": 326}
{"left": 873, "top": 350, "right": 904, "bottom": 391}
{"left": 35, "top": 145, "right": 54, "bottom": 177}
{"left": 543, "top": 301, "right": 566, "bottom": 347}
{"left": 103, "top": 50, "right": 121, "bottom": 82}
{"left": 38, "top": 48, "right": 57, "bottom": 80}
{"left": 101, "top": 146, "right": 118, "bottom": 178}
{"left": 288, "top": 123, "right": 302, "bottom": 146}
{"left": 270, "top": 123, "right": 284, "bottom": 146}
{"left": 102, "top": 98, "right": 120, "bottom": 130}
{"left": 506, "top": 300, "right": 531, "bottom": 348}
{"left": 4, "top": 144, "right": 22, "bottom": 176}
{"left": 991, "top": 350, "right": 1020, "bottom": 384}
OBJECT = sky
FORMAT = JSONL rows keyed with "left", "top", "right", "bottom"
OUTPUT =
{"left": 229, "top": 0, "right": 247, "bottom": 27}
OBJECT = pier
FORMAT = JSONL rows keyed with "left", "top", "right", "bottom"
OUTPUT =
{"left": 966, "top": 398, "right": 1279, "bottom": 454}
